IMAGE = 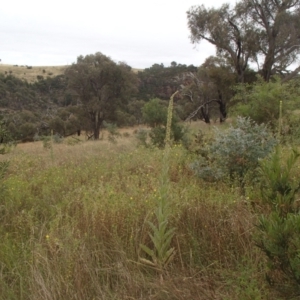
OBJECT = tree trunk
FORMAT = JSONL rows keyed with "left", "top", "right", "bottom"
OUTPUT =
{"left": 262, "top": 45, "right": 275, "bottom": 82}
{"left": 92, "top": 111, "right": 103, "bottom": 140}
{"left": 217, "top": 91, "right": 227, "bottom": 123}
{"left": 200, "top": 104, "right": 210, "bottom": 124}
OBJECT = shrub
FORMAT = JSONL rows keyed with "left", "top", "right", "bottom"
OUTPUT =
{"left": 52, "top": 134, "right": 64, "bottom": 144}
{"left": 142, "top": 98, "right": 185, "bottom": 148}
{"left": 284, "top": 111, "right": 300, "bottom": 144}
{"left": 191, "top": 117, "right": 277, "bottom": 187}
{"left": 232, "top": 76, "right": 300, "bottom": 129}
{"left": 135, "top": 128, "right": 149, "bottom": 147}
{"left": 255, "top": 148, "right": 300, "bottom": 297}
{"left": 41, "top": 136, "right": 52, "bottom": 149}
{"left": 142, "top": 98, "right": 167, "bottom": 127}
{"left": 103, "top": 121, "right": 121, "bottom": 143}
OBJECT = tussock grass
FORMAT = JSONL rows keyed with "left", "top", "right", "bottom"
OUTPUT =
{"left": 0, "top": 134, "right": 284, "bottom": 299}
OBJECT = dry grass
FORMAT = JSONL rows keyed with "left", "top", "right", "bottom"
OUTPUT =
{"left": 0, "top": 64, "right": 67, "bottom": 83}
{"left": 0, "top": 132, "right": 282, "bottom": 299}
{"left": 0, "top": 64, "right": 143, "bottom": 83}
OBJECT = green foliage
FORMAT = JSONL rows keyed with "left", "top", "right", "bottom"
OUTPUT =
{"left": 137, "top": 62, "right": 197, "bottom": 101}
{"left": 115, "top": 110, "right": 137, "bottom": 126}
{"left": 65, "top": 52, "right": 138, "bottom": 139}
{"left": 49, "top": 117, "right": 66, "bottom": 136}
{"left": 232, "top": 76, "right": 300, "bottom": 128}
{"left": 103, "top": 121, "right": 121, "bottom": 143}
{"left": 191, "top": 117, "right": 277, "bottom": 187}
{"left": 284, "top": 110, "right": 300, "bottom": 145}
{"left": 149, "top": 126, "right": 167, "bottom": 148}
{"left": 139, "top": 92, "right": 177, "bottom": 271}
{"left": 0, "top": 121, "right": 14, "bottom": 154}
{"left": 224, "top": 258, "right": 268, "bottom": 300}
{"left": 135, "top": 128, "right": 149, "bottom": 147}
{"left": 42, "top": 135, "right": 52, "bottom": 149}
{"left": 187, "top": 1, "right": 300, "bottom": 82}
{"left": 255, "top": 148, "right": 300, "bottom": 297}
{"left": 143, "top": 98, "right": 185, "bottom": 148}
{"left": 142, "top": 98, "right": 167, "bottom": 127}
{"left": 140, "top": 212, "right": 176, "bottom": 269}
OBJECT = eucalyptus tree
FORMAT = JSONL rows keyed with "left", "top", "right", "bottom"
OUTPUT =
{"left": 187, "top": 0, "right": 300, "bottom": 82}
{"left": 65, "top": 52, "right": 138, "bottom": 139}
{"left": 237, "top": 0, "right": 300, "bottom": 81}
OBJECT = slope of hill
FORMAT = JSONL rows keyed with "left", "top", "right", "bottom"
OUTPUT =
{"left": 0, "top": 64, "right": 67, "bottom": 83}
{"left": 0, "top": 64, "right": 143, "bottom": 83}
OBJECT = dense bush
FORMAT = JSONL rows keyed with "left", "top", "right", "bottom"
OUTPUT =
{"left": 232, "top": 76, "right": 300, "bottom": 129}
{"left": 191, "top": 117, "right": 277, "bottom": 187}
{"left": 255, "top": 148, "right": 300, "bottom": 297}
{"left": 142, "top": 98, "right": 185, "bottom": 148}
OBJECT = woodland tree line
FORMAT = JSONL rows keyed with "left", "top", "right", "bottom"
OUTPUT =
{"left": 0, "top": 0, "right": 300, "bottom": 142}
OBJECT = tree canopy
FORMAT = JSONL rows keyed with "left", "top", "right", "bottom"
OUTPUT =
{"left": 187, "top": 0, "right": 300, "bottom": 82}
{"left": 65, "top": 52, "right": 138, "bottom": 139}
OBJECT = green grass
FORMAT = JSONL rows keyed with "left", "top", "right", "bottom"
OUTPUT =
{"left": 0, "top": 134, "right": 287, "bottom": 299}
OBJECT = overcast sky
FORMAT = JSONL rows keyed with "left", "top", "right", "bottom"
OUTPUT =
{"left": 1, "top": 0, "right": 233, "bottom": 68}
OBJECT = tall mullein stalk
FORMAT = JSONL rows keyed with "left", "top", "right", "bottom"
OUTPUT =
{"left": 139, "top": 91, "right": 178, "bottom": 272}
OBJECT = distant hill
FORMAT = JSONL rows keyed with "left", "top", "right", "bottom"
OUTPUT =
{"left": 0, "top": 64, "right": 68, "bottom": 83}
{"left": 0, "top": 64, "right": 143, "bottom": 83}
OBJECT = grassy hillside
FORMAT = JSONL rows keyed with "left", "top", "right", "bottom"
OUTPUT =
{"left": 0, "top": 64, "right": 67, "bottom": 83}
{"left": 0, "top": 64, "right": 142, "bottom": 83}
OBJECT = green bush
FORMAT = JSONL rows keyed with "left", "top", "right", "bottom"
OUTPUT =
{"left": 142, "top": 98, "right": 185, "bottom": 148}
{"left": 149, "top": 126, "right": 166, "bottom": 148}
{"left": 52, "top": 134, "right": 64, "bottom": 144}
{"left": 103, "top": 121, "right": 121, "bottom": 143}
{"left": 191, "top": 117, "right": 277, "bottom": 187}
{"left": 232, "top": 76, "right": 300, "bottom": 129}
{"left": 284, "top": 111, "right": 300, "bottom": 144}
{"left": 142, "top": 98, "right": 167, "bottom": 127}
{"left": 255, "top": 148, "right": 300, "bottom": 297}
{"left": 135, "top": 128, "right": 149, "bottom": 147}
{"left": 41, "top": 136, "right": 52, "bottom": 149}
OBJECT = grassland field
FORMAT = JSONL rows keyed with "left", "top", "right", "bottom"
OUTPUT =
{"left": 0, "top": 121, "right": 291, "bottom": 299}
